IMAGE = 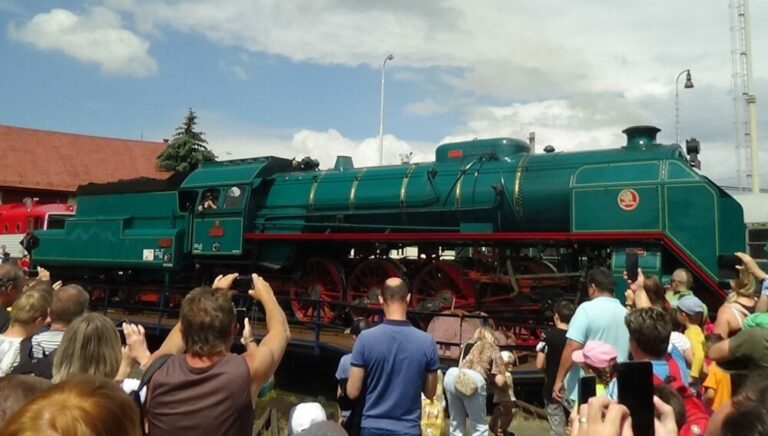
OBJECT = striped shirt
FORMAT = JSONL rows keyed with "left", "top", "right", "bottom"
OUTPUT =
{"left": 31, "top": 330, "right": 65, "bottom": 358}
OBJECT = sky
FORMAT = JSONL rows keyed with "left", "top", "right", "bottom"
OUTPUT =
{"left": 1, "top": 0, "right": 767, "bottom": 189}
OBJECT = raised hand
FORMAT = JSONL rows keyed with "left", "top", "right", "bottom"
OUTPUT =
{"left": 122, "top": 322, "right": 151, "bottom": 368}
{"left": 736, "top": 252, "right": 767, "bottom": 280}
{"left": 249, "top": 274, "right": 275, "bottom": 302}
{"left": 212, "top": 272, "right": 239, "bottom": 291}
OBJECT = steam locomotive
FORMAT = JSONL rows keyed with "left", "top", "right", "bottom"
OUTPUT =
{"left": 30, "top": 126, "right": 744, "bottom": 333}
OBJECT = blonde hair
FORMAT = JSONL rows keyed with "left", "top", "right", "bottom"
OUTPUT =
{"left": 672, "top": 268, "right": 692, "bottom": 288}
{"left": 473, "top": 326, "right": 497, "bottom": 345}
{"left": 584, "top": 364, "right": 616, "bottom": 388}
{"left": 52, "top": 313, "right": 121, "bottom": 383}
{"left": 727, "top": 268, "right": 757, "bottom": 303}
{"left": 10, "top": 290, "right": 50, "bottom": 324}
{"left": 1, "top": 375, "right": 141, "bottom": 436}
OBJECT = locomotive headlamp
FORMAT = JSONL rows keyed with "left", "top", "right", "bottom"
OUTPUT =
{"left": 685, "top": 138, "right": 700, "bottom": 155}
{"left": 686, "top": 137, "right": 701, "bottom": 170}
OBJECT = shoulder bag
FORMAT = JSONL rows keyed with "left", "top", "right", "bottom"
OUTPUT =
{"left": 454, "top": 342, "right": 478, "bottom": 396}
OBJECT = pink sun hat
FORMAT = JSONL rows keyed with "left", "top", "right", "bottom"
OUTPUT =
{"left": 572, "top": 340, "right": 618, "bottom": 368}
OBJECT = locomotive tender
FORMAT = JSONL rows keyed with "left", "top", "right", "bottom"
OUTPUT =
{"left": 31, "top": 126, "right": 744, "bottom": 332}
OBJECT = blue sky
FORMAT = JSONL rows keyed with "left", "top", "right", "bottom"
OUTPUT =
{"left": 1, "top": 0, "right": 767, "bottom": 188}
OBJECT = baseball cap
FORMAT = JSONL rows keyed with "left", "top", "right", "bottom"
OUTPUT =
{"left": 572, "top": 340, "right": 618, "bottom": 368}
{"left": 500, "top": 350, "right": 515, "bottom": 363}
{"left": 678, "top": 295, "right": 705, "bottom": 315}
{"left": 288, "top": 402, "right": 327, "bottom": 435}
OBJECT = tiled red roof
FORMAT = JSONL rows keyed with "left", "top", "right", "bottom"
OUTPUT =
{"left": 0, "top": 124, "right": 171, "bottom": 191}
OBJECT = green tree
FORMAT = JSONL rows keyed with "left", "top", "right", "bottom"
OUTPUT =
{"left": 157, "top": 108, "right": 216, "bottom": 172}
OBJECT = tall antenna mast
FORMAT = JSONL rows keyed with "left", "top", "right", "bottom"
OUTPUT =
{"left": 730, "top": 0, "right": 760, "bottom": 192}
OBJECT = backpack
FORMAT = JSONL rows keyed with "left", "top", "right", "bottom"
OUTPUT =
{"left": 130, "top": 354, "right": 173, "bottom": 435}
{"left": 652, "top": 354, "right": 710, "bottom": 436}
{"left": 10, "top": 337, "right": 55, "bottom": 380}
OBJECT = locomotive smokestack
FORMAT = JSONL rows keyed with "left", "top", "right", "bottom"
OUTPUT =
{"left": 622, "top": 125, "right": 661, "bottom": 149}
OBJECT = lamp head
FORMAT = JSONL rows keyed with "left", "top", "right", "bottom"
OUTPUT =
{"left": 386, "top": 54, "right": 394, "bottom": 61}
{"left": 684, "top": 70, "right": 694, "bottom": 89}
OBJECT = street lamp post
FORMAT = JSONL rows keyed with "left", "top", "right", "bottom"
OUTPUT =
{"left": 379, "top": 54, "right": 394, "bottom": 165}
{"left": 675, "top": 69, "right": 694, "bottom": 145}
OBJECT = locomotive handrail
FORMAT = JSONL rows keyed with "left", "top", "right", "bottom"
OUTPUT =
{"left": 257, "top": 203, "right": 498, "bottom": 221}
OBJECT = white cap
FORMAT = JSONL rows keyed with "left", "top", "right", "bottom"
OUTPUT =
{"left": 289, "top": 402, "right": 327, "bottom": 434}
{"left": 500, "top": 351, "right": 515, "bottom": 363}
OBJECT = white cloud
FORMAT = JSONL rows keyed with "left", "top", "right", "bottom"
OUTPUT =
{"left": 197, "top": 114, "right": 434, "bottom": 169}
{"left": 440, "top": 99, "right": 632, "bottom": 152}
{"left": 102, "top": 0, "right": 767, "bottom": 96}
{"left": 9, "top": 7, "right": 157, "bottom": 77}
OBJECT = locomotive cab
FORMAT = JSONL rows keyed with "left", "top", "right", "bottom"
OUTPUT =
{"left": 189, "top": 185, "right": 249, "bottom": 255}
{"left": 180, "top": 157, "right": 295, "bottom": 257}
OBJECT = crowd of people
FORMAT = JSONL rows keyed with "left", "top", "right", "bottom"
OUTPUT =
{"left": 4, "top": 251, "right": 768, "bottom": 436}
{"left": 529, "top": 252, "right": 768, "bottom": 436}
{"left": 0, "top": 264, "right": 296, "bottom": 435}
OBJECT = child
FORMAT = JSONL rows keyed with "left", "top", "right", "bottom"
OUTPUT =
{"left": 677, "top": 295, "right": 706, "bottom": 388}
{"left": 702, "top": 334, "right": 731, "bottom": 411}
{"left": 536, "top": 299, "right": 575, "bottom": 436}
{"left": 571, "top": 340, "right": 618, "bottom": 401}
{"left": 489, "top": 350, "right": 517, "bottom": 436}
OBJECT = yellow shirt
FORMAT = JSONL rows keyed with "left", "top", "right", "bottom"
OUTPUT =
{"left": 685, "top": 325, "right": 705, "bottom": 378}
{"left": 702, "top": 362, "right": 731, "bottom": 411}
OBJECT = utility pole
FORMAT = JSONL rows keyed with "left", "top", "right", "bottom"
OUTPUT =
{"left": 378, "top": 54, "right": 394, "bottom": 165}
{"left": 730, "top": 0, "right": 760, "bottom": 192}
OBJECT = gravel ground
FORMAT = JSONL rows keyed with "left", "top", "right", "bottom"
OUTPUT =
{"left": 253, "top": 389, "right": 551, "bottom": 435}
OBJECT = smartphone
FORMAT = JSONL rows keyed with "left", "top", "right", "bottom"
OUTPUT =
{"left": 578, "top": 374, "right": 597, "bottom": 406}
{"left": 717, "top": 254, "right": 741, "bottom": 280}
{"left": 235, "top": 307, "right": 247, "bottom": 335}
{"left": 617, "top": 361, "right": 654, "bottom": 436}
{"left": 626, "top": 252, "right": 639, "bottom": 282}
{"left": 233, "top": 275, "right": 252, "bottom": 292}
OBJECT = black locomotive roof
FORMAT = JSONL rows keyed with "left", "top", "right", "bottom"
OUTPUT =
{"left": 76, "top": 171, "right": 190, "bottom": 195}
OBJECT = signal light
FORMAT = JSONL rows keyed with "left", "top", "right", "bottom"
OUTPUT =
{"left": 158, "top": 238, "right": 173, "bottom": 248}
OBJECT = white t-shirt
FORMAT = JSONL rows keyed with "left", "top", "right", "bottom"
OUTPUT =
{"left": 668, "top": 331, "right": 691, "bottom": 352}
{"left": 0, "top": 335, "right": 23, "bottom": 376}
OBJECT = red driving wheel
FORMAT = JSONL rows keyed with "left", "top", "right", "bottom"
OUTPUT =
{"left": 412, "top": 261, "right": 474, "bottom": 311}
{"left": 346, "top": 258, "right": 404, "bottom": 316}
{"left": 289, "top": 258, "right": 343, "bottom": 323}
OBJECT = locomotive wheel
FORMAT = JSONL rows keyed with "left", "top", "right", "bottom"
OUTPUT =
{"left": 346, "top": 258, "right": 405, "bottom": 315}
{"left": 412, "top": 261, "right": 474, "bottom": 312}
{"left": 289, "top": 258, "right": 343, "bottom": 324}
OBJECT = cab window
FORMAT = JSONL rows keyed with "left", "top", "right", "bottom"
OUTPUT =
{"left": 179, "top": 191, "right": 198, "bottom": 213}
{"left": 222, "top": 186, "right": 246, "bottom": 209}
{"left": 197, "top": 189, "right": 221, "bottom": 212}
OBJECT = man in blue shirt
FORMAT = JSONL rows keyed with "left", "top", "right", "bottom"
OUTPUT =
{"left": 347, "top": 278, "right": 439, "bottom": 436}
{"left": 553, "top": 267, "right": 630, "bottom": 405}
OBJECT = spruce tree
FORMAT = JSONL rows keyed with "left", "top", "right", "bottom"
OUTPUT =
{"left": 157, "top": 108, "right": 216, "bottom": 172}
